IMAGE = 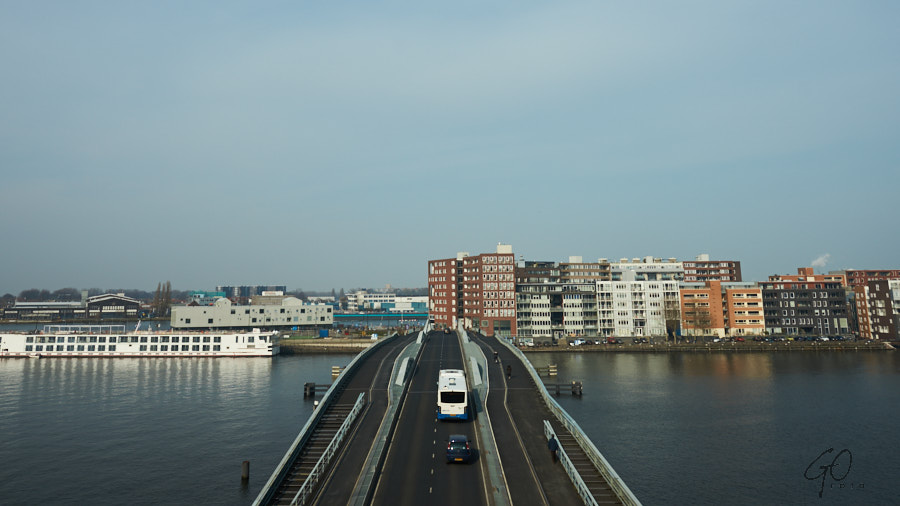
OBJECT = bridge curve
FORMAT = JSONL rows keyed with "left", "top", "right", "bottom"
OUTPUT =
{"left": 254, "top": 326, "right": 640, "bottom": 506}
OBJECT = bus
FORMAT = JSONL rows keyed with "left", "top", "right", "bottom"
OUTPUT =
{"left": 437, "top": 369, "right": 469, "bottom": 421}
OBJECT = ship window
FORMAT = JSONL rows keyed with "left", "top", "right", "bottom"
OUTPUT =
{"left": 77, "top": 337, "right": 87, "bottom": 343}
{"left": 160, "top": 345, "right": 168, "bottom": 351}
{"left": 140, "top": 336, "right": 148, "bottom": 343}
{"left": 203, "top": 336, "right": 210, "bottom": 343}
{"left": 202, "top": 345, "right": 210, "bottom": 351}
{"left": 151, "top": 336, "right": 158, "bottom": 343}
{"left": 192, "top": 345, "right": 199, "bottom": 351}
{"left": 185, "top": 319, "right": 191, "bottom": 324}
{"left": 130, "top": 337, "right": 139, "bottom": 343}
{"left": 98, "top": 345, "right": 105, "bottom": 351}
{"left": 57, "top": 345, "right": 64, "bottom": 351}
{"left": 213, "top": 345, "right": 221, "bottom": 351}
{"left": 150, "top": 345, "right": 157, "bottom": 351}
{"left": 139, "top": 345, "right": 147, "bottom": 351}
{"left": 172, "top": 337, "right": 180, "bottom": 343}
{"left": 77, "top": 345, "right": 84, "bottom": 351}
{"left": 26, "top": 337, "right": 34, "bottom": 343}
{"left": 182, "top": 345, "right": 189, "bottom": 351}
{"left": 88, "top": 345, "right": 95, "bottom": 351}
{"left": 35, "top": 345, "right": 43, "bottom": 351}
{"left": 208, "top": 319, "right": 213, "bottom": 324}
{"left": 25, "top": 345, "right": 33, "bottom": 351}
{"left": 161, "top": 336, "right": 169, "bottom": 343}
{"left": 252, "top": 318, "right": 257, "bottom": 323}
{"left": 89, "top": 336, "right": 97, "bottom": 343}
{"left": 214, "top": 337, "right": 221, "bottom": 343}
{"left": 68, "top": 336, "right": 76, "bottom": 343}
{"left": 193, "top": 336, "right": 200, "bottom": 343}
{"left": 67, "top": 345, "right": 74, "bottom": 351}
{"left": 108, "top": 336, "right": 116, "bottom": 343}
{"left": 109, "top": 345, "right": 116, "bottom": 351}
{"left": 248, "top": 337, "right": 254, "bottom": 343}
{"left": 99, "top": 336, "right": 106, "bottom": 343}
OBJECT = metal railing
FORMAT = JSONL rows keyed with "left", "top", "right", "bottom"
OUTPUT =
{"left": 544, "top": 420, "right": 597, "bottom": 506}
{"left": 497, "top": 337, "right": 642, "bottom": 506}
{"left": 253, "top": 334, "right": 398, "bottom": 506}
{"left": 290, "top": 393, "right": 366, "bottom": 505}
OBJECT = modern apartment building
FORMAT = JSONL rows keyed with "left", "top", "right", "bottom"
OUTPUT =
{"left": 683, "top": 254, "right": 743, "bottom": 282}
{"left": 611, "top": 257, "right": 683, "bottom": 282}
{"left": 515, "top": 260, "right": 598, "bottom": 339}
{"left": 760, "top": 268, "right": 850, "bottom": 336}
{"left": 853, "top": 280, "right": 899, "bottom": 340}
{"left": 679, "top": 281, "right": 764, "bottom": 337}
{"left": 845, "top": 269, "right": 900, "bottom": 287}
{"left": 597, "top": 271, "right": 680, "bottom": 338}
{"left": 428, "top": 244, "right": 517, "bottom": 337}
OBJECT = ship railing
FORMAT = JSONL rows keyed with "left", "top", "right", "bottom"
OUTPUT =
{"left": 497, "top": 336, "right": 642, "bottom": 506}
{"left": 290, "top": 392, "right": 365, "bottom": 506}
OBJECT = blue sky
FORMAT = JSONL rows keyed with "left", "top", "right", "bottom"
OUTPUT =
{"left": 2, "top": 1, "right": 898, "bottom": 294}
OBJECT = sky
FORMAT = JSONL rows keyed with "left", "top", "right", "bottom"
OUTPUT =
{"left": 1, "top": 1, "right": 898, "bottom": 295}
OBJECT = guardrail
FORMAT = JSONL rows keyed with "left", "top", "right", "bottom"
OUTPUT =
{"left": 497, "top": 337, "right": 641, "bottom": 506}
{"left": 289, "top": 393, "right": 366, "bottom": 505}
{"left": 253, "top": 333, "right": 399, "bottom": 506}
{"left": 544, "top": 420, "right": 597, "bottom": 506}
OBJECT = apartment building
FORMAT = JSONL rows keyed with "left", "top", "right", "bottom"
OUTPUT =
{"left": 683, "top": 254, "right": 743, "bottom": 282}
{"left": 853, "top": 280, "right": 899, "bottom": 340}
{"left": 760, "top": 268, "right": 850, "bottom": 336}
{"left": 597, "top": 271, "right": 680, "bottom": 338}
{"left": 845, "top": 269, "right": 900, "bottom": 287}
{"left": 428, "top": 244, "right": 516, "bottom": 337}
{"left": 679, "top": 281, "right": 764, "bottom": 338}
{"left": 611, "top": 257, "right": 684, "bottom": 282}
{"left": 515, "top": 260, "right": 599, "bottom": 339}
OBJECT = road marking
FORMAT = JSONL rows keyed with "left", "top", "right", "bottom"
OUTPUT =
{"left": 429, "top": 487, "right": 433, "bottom": 494}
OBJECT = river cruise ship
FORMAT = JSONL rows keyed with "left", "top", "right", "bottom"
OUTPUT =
{"left": 0, "top": 325, "right": 279, "bottom": 358}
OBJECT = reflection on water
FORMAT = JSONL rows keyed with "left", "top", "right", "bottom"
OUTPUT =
{"left": 0, "top": 354, "right": 353, "bottom": 505}
{"left": 525, "top": 351, "right": 900, "bottom": 506}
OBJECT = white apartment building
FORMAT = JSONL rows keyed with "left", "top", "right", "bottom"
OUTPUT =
{"left": 611, "top": 256, "right": 684, "bottom": 282}
{"left": 597, "top": 271, "right": 680, "bottom": 338}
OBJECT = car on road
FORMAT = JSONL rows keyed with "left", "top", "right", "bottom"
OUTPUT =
{"left": 446, "top": 434, "right": 472, "bottom": 464}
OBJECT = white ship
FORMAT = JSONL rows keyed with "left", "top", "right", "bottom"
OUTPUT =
{"left": 0, "top": 324, "right": 279, "bottom": 358}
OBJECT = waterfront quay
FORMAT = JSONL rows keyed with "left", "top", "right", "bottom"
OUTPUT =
{"left": 520, "top": 339, "right": 895, "bottom": 353}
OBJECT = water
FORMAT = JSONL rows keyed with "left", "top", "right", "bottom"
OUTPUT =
{"left": 526, "top": 351, "right": 900, "bottom": 505}
{"left": 0, "top": 354, "right": 354, "bottom": 505}
{"left": 1, "top": 349, "right": 897, "bottom": 505}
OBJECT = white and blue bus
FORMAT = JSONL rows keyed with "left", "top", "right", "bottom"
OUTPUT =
{"left": 437, "top": 369, "right": 469, "bottom": 421}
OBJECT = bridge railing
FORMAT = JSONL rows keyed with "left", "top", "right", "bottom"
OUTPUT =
{"left": 253, "top": 333, "right": 399, "bottom": 506}
{"left": 543, "top": 420, "right": 597, "bottom": 506}
{"left": 496, "top": 337, "right": 642, "bottom": 506}
{"left": 290, "top": 393, "right": 365, "bottom": 505}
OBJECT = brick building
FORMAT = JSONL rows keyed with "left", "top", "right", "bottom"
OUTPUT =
{"left": 683, "top": 254, "right": 743, "bottom": 282}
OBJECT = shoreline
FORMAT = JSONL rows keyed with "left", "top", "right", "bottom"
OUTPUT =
{"left": 520, "top": 341, "right": 895, "bottom": 353}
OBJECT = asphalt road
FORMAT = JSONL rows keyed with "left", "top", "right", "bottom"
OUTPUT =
{"left": 371, "top": 331, "right": 488, "bottom": 506}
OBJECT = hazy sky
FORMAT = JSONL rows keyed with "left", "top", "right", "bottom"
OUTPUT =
{"left": 2, "top": 1, "right": 898, "bottom": 295}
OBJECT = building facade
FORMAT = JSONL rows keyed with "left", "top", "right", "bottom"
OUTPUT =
{"left": 760, "top": 268, "right": 850, "bottom": 336}
{"left": 428, "top": 244, "right": 516, "bottom": 337}
{"left": 598, "top": 273, "right": 680, "bottom": 338}
{"left": 171, "top": 297, "right": 333, "bottom": 330}
{"left": 845, "top": 269, "right": 900, "bottom": 287}
{"left": 853, "top": 280, "right": 899, "bottom": 340}
{"left": 683, "top": 254, "right": 743, "bottom": 282}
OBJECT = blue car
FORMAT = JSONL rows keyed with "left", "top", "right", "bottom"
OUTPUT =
{"left": 446, "top": 434, "right": 472, "bottom": 463}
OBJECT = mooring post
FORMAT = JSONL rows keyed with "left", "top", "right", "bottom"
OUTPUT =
{"left": 241, "top": 460, "right": 250, "bottom": 481}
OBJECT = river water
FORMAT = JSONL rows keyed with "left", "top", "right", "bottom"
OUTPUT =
{"left": 1, "top": 345, "right": 897, "bottom": 505}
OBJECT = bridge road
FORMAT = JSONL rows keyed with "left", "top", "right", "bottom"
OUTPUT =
{"left": 371, "top": 330, "right": 487, "bottom": 506}
{"left": 272, "top": 333, "right": 414, "bottom": 506}
{"left": 472, "top": 333, "right": 589, "bottom": 506}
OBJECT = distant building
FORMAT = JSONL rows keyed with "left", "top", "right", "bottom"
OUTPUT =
{"left": 188, "top": 291, "right": 226, "bottom": 306}
{"left": 853, "top": 280, "right": 899, "bottom": 340}
{"left": 683, "top": 254, "right": 743, "bottom": 282}
{"left": 598, "top": 273, "right": 680, "bottom": 338}
{"left": 429, "top": 244, "right": 517, "bottom": 337}
{"left": 844, "top": 269, "right": 900, "bottom": 288}
{"left": 611, "top": 257, "right": 684, "bottom": 282}
{"left": 679, "top": 281, "right": 763, "bottom": 338}
{"left": 760, "top": 268, "right": 850, "bottom": 336}
{"left": 2, "top": 293, "right": 141, "bottom": 320}
{"left": 215, "top": 285, "right": 287, "bottom": 303}
{"left": 171, "top": 296, "right": 332, "bottom": 330}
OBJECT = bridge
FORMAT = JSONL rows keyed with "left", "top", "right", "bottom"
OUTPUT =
{"left": 253, "top": 325, "right": 641, "bottom": 506}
